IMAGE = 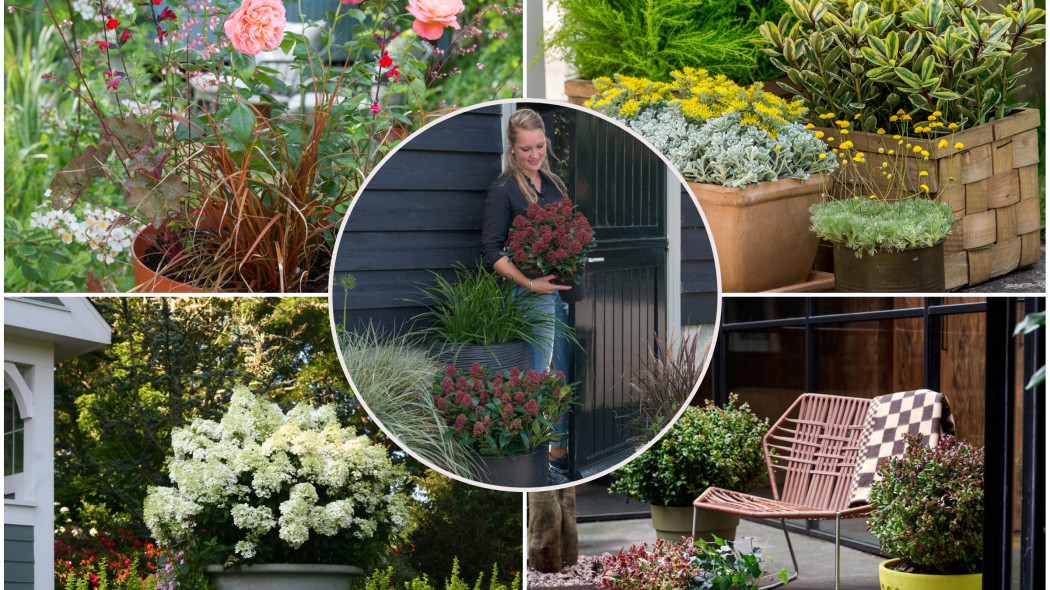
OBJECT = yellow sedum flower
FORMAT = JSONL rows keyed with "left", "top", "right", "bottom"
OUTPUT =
{"left": 920, "top": 184, "right": 930, "bottom": 193}
{"left": 840, "top": 129, "right": 849, "bottom": 134}
{"left": 938, "top": 139, "right": 949, "bottom": 149}
{"left": 933, "top": 111, "right": 942, "bottom": 117}
{"left": 890, "top": 115, "right": 899, "bottom": 122}
{"left": 902, "top": 114, "right": 912, "bottom": 121}
{"left": 818, "top": 153, "right": 827, "bottom": 159}
{"left": 948, "top": 123, "right": 958, "bottom": 130}
{"left": 921, "top": 150, "right": 929, "bottom": 157}
{"left": 955, "top": 142, "right": 965, "bottom": 149}
{"left": 815, "top": 131, "right": 825, "bottom": 139}
{"left": 877, "top": 128, "right": 886, "bottom": 135}
{"left": 912, "top": 146, "right": 923, "bottom": 153}
{"left": 839, "top": 141, "right": 854, "bottom": 150}
{"left": 806, "top": 123, "right": 815, "bottom": 129}
{"left": 919, "top": 170, "right": 929, "bottom": 177}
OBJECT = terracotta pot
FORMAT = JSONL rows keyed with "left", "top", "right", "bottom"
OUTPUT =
{"left": 877, "top": 559, "right": 981, "bottom": 590}
{"left": 206, "top": 563, "right": 363, "bottom": 590}
{"left": 475, "top": 446, "right": 550, "bottom": 488}
{"left": 564, "top": 78, "right": 597, "bottom": 106}
{"left": 833, "top": 241, "right": 945, "bottom": 293}
{"left": 688, "top": 175, "right": 826, "bottom": 292}
{"left": 649, "top": 504, "right": 739, "bottom": 543}
{"left": 130, "top": 226, "right": 202, "bottom": 293}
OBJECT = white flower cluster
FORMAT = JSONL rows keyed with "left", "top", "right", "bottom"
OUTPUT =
{"left": 144, "top": 386, "right": 408, "bottom": 563}
{"left": 29, "top": 198, "right": 136, "bottom": 264}
{"left": 619, "top": 107, "right": 839, "bottom": 188}
{"left": 71, "top": 0, "right": 138, "bottom": 21}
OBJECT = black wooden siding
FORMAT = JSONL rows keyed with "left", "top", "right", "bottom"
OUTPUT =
{"left": 4, "top": 524, "right": 33, "bottom": 590}
{"left": 333, "top": 106, "right": 504, "bottom": 334}
{"left": 681, "top": 187, "right": 718, "bottom": 324}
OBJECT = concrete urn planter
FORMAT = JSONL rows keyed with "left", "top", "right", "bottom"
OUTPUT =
{"left": 688, "top": 175, "right": 826, "bottom": 292}
{"left": 206, "top": 563, "right": 364, "bottom": 590}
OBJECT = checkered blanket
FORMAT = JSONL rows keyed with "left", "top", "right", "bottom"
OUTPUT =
{"left": 847, "top": 389, "right": 956, "bottom": 508}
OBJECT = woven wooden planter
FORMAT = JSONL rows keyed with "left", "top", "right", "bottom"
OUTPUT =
{"left": 817, "top": 108, "right": 1041, "bottom": 289}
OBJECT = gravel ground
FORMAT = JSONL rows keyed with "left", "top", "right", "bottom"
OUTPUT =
{"left": 528, "top": 555, "right": 606, "bottom": 588}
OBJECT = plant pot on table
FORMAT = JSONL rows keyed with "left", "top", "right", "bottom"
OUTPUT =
{"left": 650, "top": 504, "right": 739, "bottom": 544}
{"left": 206, "top": 563, "right": 363, "bottom": 590}
{"left": 877, "top": 559, "right": 981, "bottom": 590}
{"left": 688, "top": 174, "right": 826, "bottom": 292}
{"left": 833, "top": 241, "right": 945, "bottom": 293}
{"left": 475, "top": 446, "right": 550, "bottom": 488}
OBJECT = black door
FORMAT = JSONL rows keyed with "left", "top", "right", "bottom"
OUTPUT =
{"left": 547, "top": 108, "right": 669, "bottom": 479}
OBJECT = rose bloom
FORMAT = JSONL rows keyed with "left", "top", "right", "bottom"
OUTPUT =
{"left": 224, "top": 0, "right": 286, "bottom": 55}
{"left": 406, "top": 0, "right": 464, "bottom": 40}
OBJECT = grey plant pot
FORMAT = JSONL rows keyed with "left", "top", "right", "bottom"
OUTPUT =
{"left": 476, "top": 446, "right": 550, "bottom": 488}
{"left": 650, "top": 504, "right": 739, "bottom": 543}
{"left": 432, "top": 339, "right": 533, "bottom": 374}
{"left": 205, "top": 563, "right": 363, "bottom": 590}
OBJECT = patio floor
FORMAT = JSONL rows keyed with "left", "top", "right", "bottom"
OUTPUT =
{"left": 574, "top": 482, "right": 884, "bottom": 590}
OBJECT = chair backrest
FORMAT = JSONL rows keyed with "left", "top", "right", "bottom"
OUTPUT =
{"left": 763, "top": 393, "right": 871, "bottom": 511}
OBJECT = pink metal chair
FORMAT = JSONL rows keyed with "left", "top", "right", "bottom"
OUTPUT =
{"left": 692, "top": 394, "right": 873, "bottom": 590}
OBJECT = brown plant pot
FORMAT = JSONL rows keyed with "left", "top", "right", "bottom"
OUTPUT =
{"left": 688, "top": 175, "right": 826, "bottom": 292}
{"left": 816, "top": 108, "right": 1041, "bottom": 289}
{"left": 131, "top": 226, "right": 203, "bottom": 293}
{"left": 649, "top": 504, "right": 739, "bottom": 544}
{"left": 833, "top": 241, "right": 946, "bottom": 293}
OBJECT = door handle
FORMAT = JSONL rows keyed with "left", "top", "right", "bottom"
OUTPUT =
{"left": 585, "top": 257, "right": 605, "bottom": 263}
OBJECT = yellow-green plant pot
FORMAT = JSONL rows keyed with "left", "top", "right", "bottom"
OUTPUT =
{"left": 878, "top": 559, "right": 981, "bottom": 590}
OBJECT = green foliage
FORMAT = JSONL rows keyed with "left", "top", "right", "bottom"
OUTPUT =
{"left": 756, "top": 0, "right": 1046, "bottom": 131}
{"left": 608, "top": 395, "right": 768, "bottom": 507}
{"left": 408, "top": 262, "right": 568, "bottom": 348}
{"left": 428, "top": 0, "right": 523, "bottom": 106}
{"left": 62, "top": 559, "right": 155, "bottom": 590}
{"left": 53, "top": 298, "right": 368, "bottom": 536}
{"left": 809, "top": 197, "right": 956, "bottom": 257}
{"left": 688, "top": 537, "right": 789, "bottom": 590}
{"left": 545, "top": 0, "right": 787, "bottom": 83}
{"left": 868, "top": 435, "right": 984, "bottom": 575}
{"left": 340, "top": 326, "right": 481, "bottom": 478}
{"left": 365, "top": 559, "right": 520, "bottom": 590}
{"left": 397, "top": 474, "right": 523, "bottom": 586}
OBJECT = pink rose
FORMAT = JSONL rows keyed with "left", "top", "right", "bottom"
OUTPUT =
{"left": 223, "top": 0, "right": 285, "bottom": 56}
{"left": 406, "top": 0, "right": 464, "bottom": 40}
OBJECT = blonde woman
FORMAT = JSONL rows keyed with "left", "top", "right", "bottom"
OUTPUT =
{"left": 480, "top": 108, "right": 574, "bottom": 479}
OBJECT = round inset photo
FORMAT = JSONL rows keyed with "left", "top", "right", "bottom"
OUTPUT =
{"left": 329, "top": 99, "right": 721, "bottom": 490}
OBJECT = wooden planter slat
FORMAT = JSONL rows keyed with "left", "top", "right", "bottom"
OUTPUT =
{"left": 819, "top": 108, "right": 1041, "bottom": 287}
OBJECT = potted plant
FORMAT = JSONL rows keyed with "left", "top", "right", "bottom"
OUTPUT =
{"left": 608, "top": 395, "right": 768, "bottom": 542}
{"left": 24, "top": 0, "right": 512, "bottom": 292}
{"left": 868, "top": 434, "right": 984, "bottom": 590}
{"left": 688, "top": 536, "right": 789, "bottom": 590}
{"left": 544, "top": 0, "right": 789, "bottom": 104}
{"left": 142, "top": 386, "right": 409, "bottom": 589}
{"left": 503, "top": 198, "right": 596, "bottom": 304}
{"left": 809, "top": 114, "right": 963, "bottom": 291}
{"left": 409, "top": 262, "right": 573, "bottom": 374}
{"left": 588, "top": 69, "right": 839, "bottom": 291}
{"left": 431, "top": 362, "right": 574, "bottom": 487}
{"left": 756, "top": 0, "right": 1045, "bottom": 288}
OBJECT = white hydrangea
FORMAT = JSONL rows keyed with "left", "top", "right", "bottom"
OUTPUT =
{"left": 30, "top": 199, "right": 136, "bottom": 264}
{"left": 71, "top": 0, "right": 137, "bottom": 21}
{"left": 617, "top": 107, "right": 839, "bottom": 188}
{"left": 143, "top": 385, "right": 408, "bottom": 564}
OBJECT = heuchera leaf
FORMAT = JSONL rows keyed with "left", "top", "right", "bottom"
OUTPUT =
{"left": 126, "top": 171, "right": 191, "bottom": 227}
{"left": 49, "top": 143, "right": 114, "bottom": 209}
{"left": 100, "top": 116, "right": 154, "bottom": 154}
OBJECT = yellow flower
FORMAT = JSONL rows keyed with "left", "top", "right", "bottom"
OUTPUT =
{"left": 921, "top": 150, "right": 929, "bottom": 157}
{"left": 881, "top": 162, "right": 888, "bottom": 168}
{"left": 854, "top": 196, "right": 860, "bottom": 201}
{"left": 877, "top": 128, "right": 886, "bottom": 135}
{"left": 852, "top": 153, "right": 865, "bottom": 162}
{"left": 933, "top": 110, "right": 942, "bottom": 117}
{"left": 893, "top": 135, "right": 902, "bottom": 140}
{"left": 854, "top": 113, "right": 862, "bottom": 120}
{"left": 890, "top": 115, "right": 899, "bottom": 122}
{"left": 840, "top": 129, "right": 850, "bottom": 135}
{"left": 896, "top": 109, "right": 905, "bottom": 115}
{"left": 818, "top": 153, "right": 827, "bottom": 159}
{"left": 878, "top": 148, "right": 885, "bottom": 154}
{"left": 839, "top": 141, "right": 854, "bottom": 150}
{"left": 954, "top": 142, "right": 965, "bottom": 149}
{"left": 819, "top": 112, "right": 836, "bottom": 119}
{"left": 938, "top": 139, "right": 949, "bottom": 149}
{"left": 927, "top": 114, "right": 937, "bottom": 121}
{"left": 836, "top": 120, "right": 850, "bottom": 128}
{"left": 920, "top": 184, "right": 930, "bottom": 193}
{"left": 869, "top": 194, "right": 877, "bottom": 199}
{"left": 912, "top": 146, "right": 923, "bottom": 153}
{"left": 815, "top": 131, "right": 825, "bottom": 139}
{"left": 948, "top": 123, "right": 958, "bottom": 130}
{"left": 919, "top": 171, "right": 929, "bottom": 177}
{"left": 806, "top": 123, "right": 815, "bottom": 129}
{"left": 887, "top": 150, "right": 894, "bottom": 155}
{"left": 902, "top": 114, "right": 912, "bottom": 121}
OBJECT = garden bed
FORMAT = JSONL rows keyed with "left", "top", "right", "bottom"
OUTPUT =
{"left": 527, "top": 555, "right": 605, "bottom": 590}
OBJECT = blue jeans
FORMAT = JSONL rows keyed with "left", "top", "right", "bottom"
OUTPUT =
{"left": 517, "top": 287, "right": 572, "bottom": 448}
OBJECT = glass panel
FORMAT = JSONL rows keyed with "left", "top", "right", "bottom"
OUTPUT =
{"left": 723, "top": 298, "right": 806, "bottom": 324}
{"left": 724, "top": 327, "right": 806, "bottom": 423}
{"left": 4, "top": 433, "right": 12, "bottom": 477}
{"left": 5, "top": 389, "right": 25, "bottom": 477}
{"left": 813, "top": 317, "right": 925, "bottom": 398}
{"left": 939, "top": 312, "right": 987, "bottom": 447}
{"left": 811, "top": 297, "right": 926, "bottom": 316}
{"left": 13, "top": 430, "right": 22, "bottom": 474}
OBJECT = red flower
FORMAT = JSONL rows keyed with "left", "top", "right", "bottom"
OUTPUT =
{"left": 95, "top": 40, "right": 112, "bottom": 51}
{"left": 385, "top": 65, "right": 400, "bottom": 82}
{"left": 105, "top": 17, "right": 119, "bottom": 29}
{"left": 378, "top": 51, "right": 393, "bottom": 68}
{"left": 119, "top": 27, "right": 133, "bottom": 44}
{"left": 159, "top": 7, "right": 176, "bottom": 20}
{"left": 370, "top": 101, "right": 381, "bottom": 114}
